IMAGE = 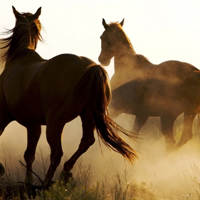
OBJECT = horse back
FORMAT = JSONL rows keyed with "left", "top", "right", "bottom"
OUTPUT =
{"left": 2, "top": 53, "right": 96, "bottom": 125}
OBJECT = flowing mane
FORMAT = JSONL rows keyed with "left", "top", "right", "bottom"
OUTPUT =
{"left": 108, "top": 22, "right": 135, "bottom": 53}
{"left": 108, "top": 22, "right": 151, "bottom": 64}
{"left": 136, "top": 54, "right": 151, "bottom": 65}
{"left": 1, "top": 7, "right": 42, "bottom": 63}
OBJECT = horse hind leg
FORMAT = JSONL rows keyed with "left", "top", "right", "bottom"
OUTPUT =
{"left": 108, "top": 102, "right": 121, "bottom": 119}
{"left": 160, "top": 115, "right": 177, "bottom": 153}
{"left": 43, "top": 122, "right": 64, "bottom": 188}
{"left": 60, "top": 109, "right": 95, "bottom": 182}
{"left": 24, "top": 125, "right": 41, "bottom": 185}
{"left": 132, "top": 115, "right": 148, "bottom": 134}
{"left": 176, "top": 111, "right": 196, "bottom": 149}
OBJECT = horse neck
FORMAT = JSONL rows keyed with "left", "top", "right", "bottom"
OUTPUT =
{"left": 114, "top": 44, "right": 138, "bottom": 71}
{"left": 113, "top": 45, "right": 153, "bottom": 84}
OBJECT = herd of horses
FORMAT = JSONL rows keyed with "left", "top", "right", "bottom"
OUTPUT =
{"left": 0, "top": 7, "right": 199, "bottom": 188}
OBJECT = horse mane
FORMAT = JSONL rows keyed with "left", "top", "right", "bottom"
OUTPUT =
{"left": 108, "top": 22, "right": 135, "bottom": 53}
{"left": 136, "top": 54, "right": 151, "bottom": 65}
{"left": 1, "top": 13, "right": 42, "bottom": 62}
{"left": 108, "top": 22, "right": 151, "bottom": 65}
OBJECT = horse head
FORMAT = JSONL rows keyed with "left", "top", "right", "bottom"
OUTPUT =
{"left": 12, "top": 6, "right": 42, "bottom": 50}
{"left": 98, "top": 18, "right": 125, "bottom": 66}
{"left": 1, "top": 6, "right": 42, "bottom": 63}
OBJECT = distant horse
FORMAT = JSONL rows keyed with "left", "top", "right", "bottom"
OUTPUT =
{"left": 0, "top": 7, "right": 137, "bottom": 188}
{"left": 98, "top": 19, "right": 200, "bottom": 151}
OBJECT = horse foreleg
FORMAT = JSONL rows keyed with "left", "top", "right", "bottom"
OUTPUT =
{"left": 160, "top": 115, "right": 176, "bottom": 153}
{"left": 176, "top": 111, "right": 196, "bottom": 149}
{"left": 43, "top": 123, "right": 64, "bottom": 188}
{"left": 24, "top": 125, "right": 41, "bottom": 185}
{"left": 108, "top": 104, "right": 121, "bottom": 119}
{"left": 0, "top": 112, "right": 12, "bottom": 136}
{"left": 60, "top": 110, "right": 95, "bottom": 182}
{"left": 132, "top": 115, "right": 148, "bottom": 133}
{"left": 0, "top": 112, "right": 13, "bottom": 177}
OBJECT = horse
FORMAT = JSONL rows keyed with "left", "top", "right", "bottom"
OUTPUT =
{"left": 98, "top": 18, "right": 200, "bottom": 151}
{"left": 109, "top": 76, "right": 200, "bottom": 151}
{"left": 0, "top": 7, "right": 137, "bottom": 188}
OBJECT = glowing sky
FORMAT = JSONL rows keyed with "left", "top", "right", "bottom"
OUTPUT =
{"left": 0, "top": 0, "right": 200, "bottom": 77}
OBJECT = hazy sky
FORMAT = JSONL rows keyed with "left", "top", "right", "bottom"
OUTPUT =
{"left": 0, "top": 0, "right": 200, "bottom": 77}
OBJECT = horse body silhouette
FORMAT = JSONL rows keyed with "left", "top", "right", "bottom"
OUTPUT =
{"left": 98, "top": 19, "right": 200, "bottom": 151}
{"left": 0, "top": 8, "right": 137, "bottom": 188}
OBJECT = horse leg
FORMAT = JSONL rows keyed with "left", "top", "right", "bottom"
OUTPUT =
{"left": 108, "top": 104, "right": 121, "bottom": 119}
{"left": 160, "top": 115, "right": 176, "bottom": 153}
{"left": 0, "top": 122, "right": 11, "bottom": 177}
{"left": 176, "top": 111, "right": 196, "bottom": 149}
{"left": 43, "top": 122, "right": 64, "bottom": 188}
{"left": 24, "top": 125, "right": 41, "bottom": 185}
{"left": 132, "top": 115, "right": 148, "bottom": 133}
{"left": 0, "top": 118, "right": 11, "bottom": 136}
{"left": 0, "top": 110, "right": 12, "bottom": 136}
{"left": 60, "top": 109, "right": 95, "bottom": 182}
{"left": 0, "top": 110, "right": 13, "bottom": 177}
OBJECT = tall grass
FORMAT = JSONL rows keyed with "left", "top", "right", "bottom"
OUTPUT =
{"left": 0, "top": 158, "right": 157, "bottom": 200}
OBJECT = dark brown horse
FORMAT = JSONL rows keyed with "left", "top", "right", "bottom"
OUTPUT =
{"left": 98, "top": 19, "right": 200, "bottom": 151}
{"left": 0, "top": 7, "right": 137, "bottom": 188}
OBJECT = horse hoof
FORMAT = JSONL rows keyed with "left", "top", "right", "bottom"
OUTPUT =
{"left": 0, "top": 163, "right": 5, "bottom": 177}
{"left": 60, "top": 170, "right": 73, "bottom": 183}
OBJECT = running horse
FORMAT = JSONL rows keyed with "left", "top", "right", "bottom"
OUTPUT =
{"left": 98, "top": 19, "right": 200, "bottom": 151}
{"left": 0, "top": 8, "right": 137, "bottom": 188}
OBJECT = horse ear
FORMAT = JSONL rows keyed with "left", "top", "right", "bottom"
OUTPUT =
{"left": 12, "top": 6, "right": 20, "bottom": 18}
{"left": 102, "top": 18, "right": 109, "bottom": 29}
{"left": 33, "top": 7, "right": 42, "bottom": 19}
{"left": 120, "top": 19, "right": 124, "bottom": 27}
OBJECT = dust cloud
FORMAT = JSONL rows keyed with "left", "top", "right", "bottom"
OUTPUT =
{"left": 0, "top": 113, "right": 200, "bottom": 199}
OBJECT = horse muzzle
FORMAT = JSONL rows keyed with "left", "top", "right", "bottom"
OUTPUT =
{"left": 98, "top": 54, "right": 111, "bottom": 66}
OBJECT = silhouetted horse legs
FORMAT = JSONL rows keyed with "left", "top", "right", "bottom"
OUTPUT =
{"left": 0, "top": 105, "right": 13, "bottom": 177}
{"left": 42, "top": 109, "right": 95, "bottom": 188}
{"left": 43, "top": 120, "right": 64, "bottom": 188}
{"left": 132, "top": 115, "right": 148, "bottom": 133}
{"left": 0, "top": 104, "right": 13, "bottom": 136}
{"left": 108, "top": 105, "right": 120, "bottom": 119}
{"left": 176, "top": 110, "right": 196, "bottom": 148}
{"left": 160, "top": 114, "right": 177, "bottom": 153}
{"left": 24, "top": 125, "right": 41, "bottom": 184}
{"left": 60, "top": 109, "right": 95, "bottom": 183}
{"left": 0, "top": 118, "right": 11, "bottom": 136}
{"left": 133, "top": 111, "right": 196, "bottom": 153}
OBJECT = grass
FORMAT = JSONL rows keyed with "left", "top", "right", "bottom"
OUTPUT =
{"left": 0, "top": 159, "right": 158, "bottom": 200}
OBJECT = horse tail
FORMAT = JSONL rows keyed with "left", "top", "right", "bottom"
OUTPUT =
{"left": 76, "top": 64, "right": 138, "bottom": 163}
